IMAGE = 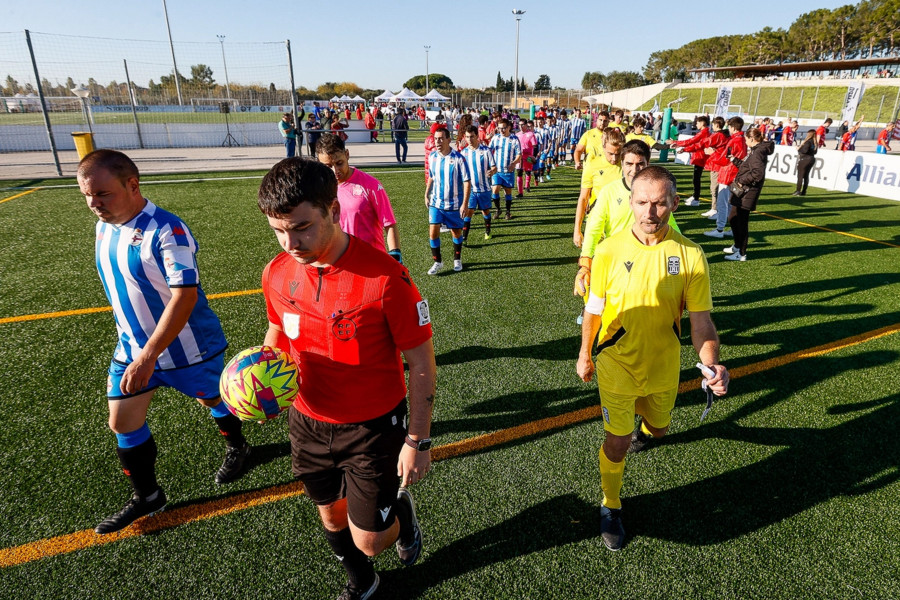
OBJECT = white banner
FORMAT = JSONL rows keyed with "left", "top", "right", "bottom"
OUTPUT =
{"left": 764, "top": 144, "right": 900, "bottom": 202}
{"left": 715, "top": 86, "right": 733, "bottom": 118}
{"left": 841, "top": 82, "right": 864, "bottom": 124}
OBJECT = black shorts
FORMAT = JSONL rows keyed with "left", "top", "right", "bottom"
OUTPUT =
{"left": 288, "top": 400, "right": 407, "bottom": 532}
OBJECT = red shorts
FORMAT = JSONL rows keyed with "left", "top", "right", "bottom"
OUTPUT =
{"left": 522, "top": 153, "right": 535, "bottom": 172}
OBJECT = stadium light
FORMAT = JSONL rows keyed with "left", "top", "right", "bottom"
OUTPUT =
{"left": 512, "top": 10, "right": 525, "bottom": 112}
{"left": 71, "top": 84, "right": 93, "bottom": 135}
{"left": 218, "top": 35, "right": 232, "bottom": 101}
{"left": 424, "top": 46, "right": 431, "bottom": 91}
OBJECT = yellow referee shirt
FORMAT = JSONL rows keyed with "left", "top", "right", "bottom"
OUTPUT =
{"left": 590, "top": 227, "right": 712, "bottom": 395}
{"left": 588, "top": 160, "right": 623, "bottom": 207}
{"left": 577, "top": 128, "right": 607, "bottom": 187}
{"left": 625, "top": 132, "right": 655, "bottom": 147}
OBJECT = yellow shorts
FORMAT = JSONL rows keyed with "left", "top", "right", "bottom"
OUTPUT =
{"left": 597, "top": 386, "right": 677, "bottom": 436}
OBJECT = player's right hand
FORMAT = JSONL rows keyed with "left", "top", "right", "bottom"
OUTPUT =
{"left": 576, "top": 353, "right": 594, "bottom": 382}
{"left": 573, "top": 230, "right": 583, "bottom": 248}
{"left": 574, "top": 267, "right": 590, "bottom": 297}
{"left": 574, "top": 162, "right": 582, "bottom": 170}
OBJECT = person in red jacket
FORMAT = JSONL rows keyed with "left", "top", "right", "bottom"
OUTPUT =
{"left": 356, "top": 104, "right": 363, "bottom": 121}
{"left": 782, "top": 120, "right": 798, "bottom": 146}
{"left": 699, "top": 116, "right": 729, "bottom": 217}
{"left": 816, "top": 118, "right": 833, "bottom": 148}
{"left": 668, "top": 115, "right": 710, "bottom": 206}
{"left": 703, "top": 116, "right": 748, "bottom": 238}
{"left": 876, "top": 122, "right": 894, "bottom": 154}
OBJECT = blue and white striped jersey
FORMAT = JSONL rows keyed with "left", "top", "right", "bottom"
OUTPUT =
{"left": 559, "top": 119, "right": 571, "bottom": 141}
{"left": 489, "top": 134, "right": 522, "bottom": 173}
{"left": 462, "top": 144, "right": 496, "bottom": 193}
{"left": 428, "top": 149, "right": 471, "bottom": 210}
{"left": 533, "top": 129, "right": 545, "bottom": 155}
{"left": 570, "top": 116, "right": 587, "bottom": 140}
{"left": 95, "top": 200, "right": 226, "bottom": 370}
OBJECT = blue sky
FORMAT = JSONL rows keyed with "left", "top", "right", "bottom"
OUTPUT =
{"left": 4, "top": 0, "right": 852, "bottom": 91}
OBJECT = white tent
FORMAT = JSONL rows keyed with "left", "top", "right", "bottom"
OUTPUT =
{"left": 350, "top": 95, "right": 366, "bottom": 103}
{"left": 373, "top": 90, "right": 395, "bottom": 102}
{"left": 339, "top": 95, "right": 353, "bottom": 102}
{"left": 423, "top": 89, "right": 450, "bottom": 101}
{"left": 330, "top": 95, "right": 340, "bottom": 102}
{"left": 391, "top": 87, "right": 423, "bottom": 102}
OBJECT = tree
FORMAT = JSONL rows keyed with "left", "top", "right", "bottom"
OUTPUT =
{"left": 534, "top": 74, "right": 551, "bottom": 90}
{"left": 605, "top": 71, "right": 644, "bottom": 91}
{"left": 581, "top": 71, "right": 605, "bottom": 91}
{"left": 190, "top": 64, "right": 215, "bottom": 85}
{"left": 404, "top": 73, "right": 454, "bottom": 91}
{"left": 5, "top": 75, "right": 19, "bottom": 95}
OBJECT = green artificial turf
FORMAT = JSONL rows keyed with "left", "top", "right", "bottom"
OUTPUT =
{"left": 0, "top": 162, "right": 898, "bottom": 599}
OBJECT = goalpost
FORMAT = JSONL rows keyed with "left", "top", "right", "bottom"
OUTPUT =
{"left": 701, "top": 104, "right": 744, "bottom": 117}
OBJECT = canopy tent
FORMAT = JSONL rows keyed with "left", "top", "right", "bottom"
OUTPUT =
{"left": 373, "top": 90, "right": 395, "bottom": 102}
{"left": 423, "top": 89, "right": 450, "bottom": 101}
{"left": 350, "top": 95, "right": 366, "bottom": 103}
{"left": 330, "top": 96, "right": 340, "bottom": 102}
{"left": 390, "top": 87, "right": 423, "bottom": 102}
{"left": 338, "top": 95, "right": 353, "bottom": 102}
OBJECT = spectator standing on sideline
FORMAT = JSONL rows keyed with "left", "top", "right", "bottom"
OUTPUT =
{"left": 876, "top": 122, "right": 894, "bottom": 154}
{"left": 668, "top": 115, "right": 711, "bottom": 207}
{"left": 78, "top": 150, "right": 249, "bottom": 535}
{"left": 258, "top": 158, "right": 435, "bottom": 600}
{"left": 703, "top": 116, "right": 747, "bottom": 238}
{"left": 280, "top": 112, "right": 298, "bottom": 157}
{"left": 305, "top": 113, "right": 322, "bottom": 157}
{"left": 793, "top": 130, "right": 817, "bottom": 196}
{"left": 393, "top": 108, "right": 409, "bottom": 163}
{"left": 816, "top": 118, "right": 833, "bottom": 148}
{"left": 725, "top": 128, "right": 774, "bottom": 262}
{"left": 834, "top": 120, "right": 849, "bottom": 149}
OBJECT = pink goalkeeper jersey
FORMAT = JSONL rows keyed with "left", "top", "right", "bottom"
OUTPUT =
{"left": 518, "top": 130, "right": 537, "bottom": 157}
{"left": 337, "top": 168, "right": 397, "bottom": 251}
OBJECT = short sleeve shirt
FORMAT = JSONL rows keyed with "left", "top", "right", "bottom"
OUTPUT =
{"left": 590, "top": 227, "right": 712, "bottom": 395}
{"left": 337, "top": 168, "right": 396, "bottom": 251}
{"left": 263, "top": 237, "right": 433, "bottom": 424}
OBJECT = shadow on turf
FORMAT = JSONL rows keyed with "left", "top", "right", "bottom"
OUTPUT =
{"left": 437, "top": 335, "right": 579, "bottom": 366}
{"left": 377, "top": 493, "right": 600, "bottom": 598}
{"left": 626, "top": 350, "right": 900, "bottom": 546}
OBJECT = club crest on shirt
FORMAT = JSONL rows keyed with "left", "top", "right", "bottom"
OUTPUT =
{"left": 667, "top": 256, "right": 681, "bottom": 275}
{"left": 130, "top": 228, "right": 144, "bottom": 246}
{"left": 416, "top": 300, "right": 431, "bottom": 326}
{"left": 333, "top": 317, "right": 357, "bottom": 341}
{"left": 283, "top": 312, "right": 300, "bottom": 339}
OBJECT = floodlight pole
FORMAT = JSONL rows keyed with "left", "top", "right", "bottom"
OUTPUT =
{"left": 218, "top": 35, "right": 231, "bottom": 101}
{"left": 424, "top": 46, "right": 431, "bottom": 91}
{"left": 512, "top": 10, "right": 525, "bottom": 112}
{"left": 162, "top": 0, "right": 183, "bottom": 105}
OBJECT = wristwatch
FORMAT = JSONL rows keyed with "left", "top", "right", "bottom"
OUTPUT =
{"left": 404, "top": 435, "right": 432, "bottom": 451}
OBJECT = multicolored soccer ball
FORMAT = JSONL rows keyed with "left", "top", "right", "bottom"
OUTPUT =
{"left": 219, "top": 346, "right": 299, "bottom": 421}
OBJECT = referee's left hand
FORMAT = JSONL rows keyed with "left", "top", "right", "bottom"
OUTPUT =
{"left": 706, "top": 364, "right": 729, "bottom": 396}
{"left": 398, "top": 444, "right": 431, "bottom": 487}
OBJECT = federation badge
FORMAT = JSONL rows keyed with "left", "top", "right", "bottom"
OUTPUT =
{"left": 332, "top": 317, "right": 357, "bottom": 341}
{"left": 416, "top": 300, "right": 431, "bottom": 326}
{"left": 667, "top": 256, "right": 681, "bottom": 275}
{"left": 283, "top": 312, "right": 300, "bottom": 339}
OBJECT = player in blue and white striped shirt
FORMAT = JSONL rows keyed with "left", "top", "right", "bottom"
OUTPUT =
{"left": 461, "top": 125, "right": 497, "bottom": 241}
{"left": 570, "top": 108, "right": 587, "bottom": 161}
{"left": 558, "top": 112, "right": 571, "bottom": 165}
{"left": 426, "top": 128, "right": 471, "bottom": 274}
{"left": 489, "top": 118, "right": 522, "bottom": 219}
{"left": 78, "top": 149, "right": 249, "bottom": 535}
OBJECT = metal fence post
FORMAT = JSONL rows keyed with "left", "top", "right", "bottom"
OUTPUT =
{"left": 124, "top": 59, "right": 144, "bottom": 149}
{"left": 25, "top": 30, "right": 62, "bottom": 176}
{"left": 286, "top": 39, "right": 300, "bottom": 155}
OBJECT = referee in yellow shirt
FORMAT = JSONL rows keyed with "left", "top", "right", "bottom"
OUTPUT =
{"left": 576, "top": 166, "right": 729, "bottom": 551}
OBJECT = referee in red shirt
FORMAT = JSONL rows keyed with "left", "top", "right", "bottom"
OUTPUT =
{"left": 258, "top": 158, "right": 437, "bottom": 600}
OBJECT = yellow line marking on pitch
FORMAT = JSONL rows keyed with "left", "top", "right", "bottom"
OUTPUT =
{"left": 0, "top": 188, "right": 41, "bottom": 205}
{"left": 1, "top": 322, "right": 897, "bottom": 567}
{"left": 755, "top": 211, "right": 900, "bottom": 248}
{"left": 0, "top": 289, "right": 263, "bottom": 325}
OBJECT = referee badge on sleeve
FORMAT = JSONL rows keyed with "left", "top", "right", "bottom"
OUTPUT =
{"left": 667, "top": 256, "right": 681, "bottom": 275}
{"left": 416, "top": 300, "right": 431, "bottom": 326}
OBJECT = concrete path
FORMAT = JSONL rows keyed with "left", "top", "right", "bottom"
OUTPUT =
{"left": 0, "top": 140, "right": 422, "bottom": 180}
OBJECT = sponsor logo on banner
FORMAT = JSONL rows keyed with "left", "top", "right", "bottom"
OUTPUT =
{"left": 715, "top": 86, "right": 733, "bottom": 117}
{"left": 841, "top": 81, "right": 864, "bottom": 124}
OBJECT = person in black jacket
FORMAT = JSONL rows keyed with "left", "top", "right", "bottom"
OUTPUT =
{"left": 393, "top": 108, "right": 410, "bottom": 163}
{"left": 725, "top": 128, "right": 773, "bottom": 262}
{"left": 793, "top": 130, "right": 817, "bottom": 196}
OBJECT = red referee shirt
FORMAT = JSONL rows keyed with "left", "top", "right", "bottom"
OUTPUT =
{"left": 263, "top": 236, "right": 433, "bottom": 424}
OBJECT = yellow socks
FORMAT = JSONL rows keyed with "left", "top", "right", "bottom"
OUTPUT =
{"left": 599, "top": 445, "right": 625, "bottom": 510}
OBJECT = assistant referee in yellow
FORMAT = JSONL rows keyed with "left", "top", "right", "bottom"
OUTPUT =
{"left": 576, "top": 166, "right": 729, "bottom": 551}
